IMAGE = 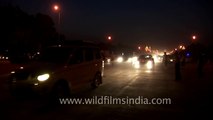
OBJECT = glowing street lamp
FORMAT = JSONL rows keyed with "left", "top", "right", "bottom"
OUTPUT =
{"left": 138, "top": 46, "right": 141, "bottom": 50}
{"left": 108, "top": 36, "right": 112, "bottom": 41}
{"left": 192, "top": 35, "right": 196, "bottom": 40}
{"left": 54, "top": 5, "right": 59, "bottom": 11}
{"left": 53, "top": 4, "right": 61, "bottom": 42}
{"left": 182, "top": 46, "right": 186, "bottom": 50}
{"left": 53, "top": 4, "right": 61, "bottom": 25}
{"left": 179, "top": 45, "right": 185, "bottom": 50}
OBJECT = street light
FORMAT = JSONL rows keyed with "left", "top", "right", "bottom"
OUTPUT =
{"left": 53, "top": 4, "right": 61, "bottom": 43}
{"left": 179, "top": 45, "right": 185, "bottom": 50}
{"left": 107, "top": 36, "right": 112, "bottom": 41}
{"left": 192, "top": 35, "right": 196, "bottom": 40}
{"left": 138, "top": 46, "right": 141, "bottom": 50}
{"left": 53, "top": 4, "right": 61, "bottom": 24}
{"left": 54, "top": 5, "right": 59, "bottom": 11}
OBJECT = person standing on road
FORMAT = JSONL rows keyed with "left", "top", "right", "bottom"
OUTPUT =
{"left": 175, "top": 51, "right": 181, "bottom": 80}
{"left": 163, "top": 52, "right": 168, "bottom": 66}
{"left": 197, "top": 53, "right": 206, "bottom": 78}
{"left": 181, "top": 55, "right": 186, "bottom": 66}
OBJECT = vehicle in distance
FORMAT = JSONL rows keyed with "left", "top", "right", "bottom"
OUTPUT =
{"left": 165, "top": 55, "right": 175, "bottom": 63}
{"left": 136, "top": 54, "right": 155, "bottom": 69}
{"left": 8, "top": 41, "right": 104, "bottom": 97}
{"left": 138, "top": 54, "right": 154, "bottom": 64}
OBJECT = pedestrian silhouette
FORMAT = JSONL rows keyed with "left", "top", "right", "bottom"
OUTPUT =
{"left": 197, "top": 53, "right": 205, "bottom": 78}
{"left": 163, "top": 52, "right": 168, "bottom": 66}
{"left": 175, "top": 51, "right": 181, "bottom": 80}
{"left": 181, "top": 55, "right": 186, "bottom": 66}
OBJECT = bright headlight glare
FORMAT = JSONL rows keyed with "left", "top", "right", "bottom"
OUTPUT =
{"left": 117, "top": 57, "right": 123, "bottom": 63}
{"left": 134, "top": 60, "right": 140, "bottom": 69}
{"left": 107, "top": 58, "right": 111, "bottom": 63}
{"left": 37, "top": 74, "right": 50, "bottom": 81}
{"left": 146, "top": 61, "right": 153, "bottom": 69}
{"left": 127, "top": 58, "right": 132, "bottom": 63}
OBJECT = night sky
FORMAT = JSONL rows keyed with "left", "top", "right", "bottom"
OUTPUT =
{"left": 1, "top": 0, "right": 213, "bottom": 50}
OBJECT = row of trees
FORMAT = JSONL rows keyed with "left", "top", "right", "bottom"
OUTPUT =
{"left": 0, "top": 5, "right": 60, "bottom": 55}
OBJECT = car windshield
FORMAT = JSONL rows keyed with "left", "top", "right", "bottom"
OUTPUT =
{"left": 38, "top": 47, "right": 71, "bottom": 63}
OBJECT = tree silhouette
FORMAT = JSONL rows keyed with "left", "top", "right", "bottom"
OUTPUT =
{"left": 0, "top": 5, "right": 58, "bottom": 62}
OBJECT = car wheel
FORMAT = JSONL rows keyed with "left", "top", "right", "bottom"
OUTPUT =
{"left": 92, "top": 73, "right": 102, "bottom": 88}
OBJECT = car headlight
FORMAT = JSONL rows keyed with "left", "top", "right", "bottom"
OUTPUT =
{"left": 37, "top": 74, "right": 50, "bottom": 81}
{"left": 117, "top": 57, "right": 123, "bottom": 63}
{"left": 146, "top": 61, "right": 153, "bottom": 69}
{"left": 127, "top": 57, "right": 132, "bottom": 63}
{"left": 107, "top": 58, "right": 111, "bottom": 63}
{"left": 134, "top": 60, "right": 140, "bottom": 69}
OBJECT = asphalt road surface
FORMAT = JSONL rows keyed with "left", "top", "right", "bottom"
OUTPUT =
{"left": 0, "top": 61, "right": 213, "bottom": 120}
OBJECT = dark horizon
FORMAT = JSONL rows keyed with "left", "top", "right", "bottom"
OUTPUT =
{"left": 1, "top": 0, "right": 212, "bottom": 51}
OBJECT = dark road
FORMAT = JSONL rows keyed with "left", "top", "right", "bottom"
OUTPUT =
{"left": 1, "top": 61, "right": 213, "bottom": 120}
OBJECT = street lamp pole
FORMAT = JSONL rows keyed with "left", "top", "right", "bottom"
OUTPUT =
{"left": 58, "top": 11, "right": 61, "bottom": 43}
{"left": 53, "top": 5, "right": 61, "bottom": 44}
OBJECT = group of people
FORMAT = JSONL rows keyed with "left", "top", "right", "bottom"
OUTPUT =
{"left": 164, "top": 51, "right": 206, "bottom": 81}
